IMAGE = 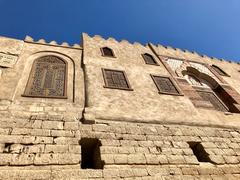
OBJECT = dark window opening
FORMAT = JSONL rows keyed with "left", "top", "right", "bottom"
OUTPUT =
{"left": 142, "top": 53, "right": 158, "bottom": 65}
{"left": 151, "top": 75, "right": 181, "bottom": 95}
{"left": 101, "top": 47, "right": 115, "bottom": 57}
{"left": 80, "top": 138, "right": 104, "bottom": 169}
{"left": 102, "top": 69, "right": 133, "bottom": 90}
{"left": 188, "top": 142, "right": 211, "bottom": 163}
{"left": 211, "top": 65, "right": 229, "bottom": 77}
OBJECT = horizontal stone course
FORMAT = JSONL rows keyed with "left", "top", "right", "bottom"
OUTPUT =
{"left": 0, "top": 117, "right": 240, "bottom": 179}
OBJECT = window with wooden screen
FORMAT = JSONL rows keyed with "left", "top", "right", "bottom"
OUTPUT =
{"left": 196, "top": 90, "right": 228, "bottom": 112}
{"left": 23, "top": 56, "right": 67, "bottom": 98}
{"left": 211, "top": 65, "right": 229, "bottom": 76}
{"left": 101, "top": 47, "right": 115, "bottom": 57}
{"left": 142, "top": 53, "right": 158, "bottom": 65}
{"left": 102, "top": 69, "right": 132, "bottom": 90}
{"left": 151, "top": 75, "right": 181, "bottom": 95}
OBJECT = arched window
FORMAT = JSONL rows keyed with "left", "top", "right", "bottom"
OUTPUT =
{"left": 101, "top": 47, "right": 115, "bottom": 57}
{"left": 142, "top": 53, "right": 158, "bottom": 65}
{"left": 211, "top": 65, "right": 229, "bottom": 76}
{"left": 23, "top": 56, "right": 67, "bottom": 98}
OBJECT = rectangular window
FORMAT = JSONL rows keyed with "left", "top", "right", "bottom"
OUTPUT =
{"left": 151, "top": 75, "right": 182, "bottom": 95}
{"left": 102, "top": 69, "right": 133, "bottom": 90}
{"left": 196, "top": 90, "right": 228, "bottom": 112}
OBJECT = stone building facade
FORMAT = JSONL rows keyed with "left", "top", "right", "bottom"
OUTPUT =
{"left": 0, "top": 33, "right": 240, "bottom": 179}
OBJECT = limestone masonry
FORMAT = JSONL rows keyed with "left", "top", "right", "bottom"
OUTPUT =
{"left": 0, "top": 33, "right": 240, "bottom": 179}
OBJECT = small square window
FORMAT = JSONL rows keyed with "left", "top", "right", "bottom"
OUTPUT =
{"left": 101, "top": 47, "right": 115, "bottom": 57}
{"left": 102, "top": 69, "right": 133, "bottom": 91}
{"left": 142, "top": 53, "right": 158, "bottom": 65}
{"left": 151, "top": 75, "right": 182, "bottom": 95}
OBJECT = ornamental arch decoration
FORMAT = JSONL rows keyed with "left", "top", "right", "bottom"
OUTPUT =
{"left": 23, "top": 55, "right": 67, "bottom": 98}
{"left": 181, "top": 66, "right": 240, "bottom": 113}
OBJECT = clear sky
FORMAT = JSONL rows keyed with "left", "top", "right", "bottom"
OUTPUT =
{"left": 0, "top": 0, "right": 240, "bottom": 61}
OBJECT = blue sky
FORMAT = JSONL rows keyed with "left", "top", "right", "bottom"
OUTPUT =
{"left": 0, "top": 0, "right": 240, "bottom": 61}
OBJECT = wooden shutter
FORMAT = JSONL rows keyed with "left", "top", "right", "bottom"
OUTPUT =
{"left": 103, "top": 69, "right": 132, "bottom": 90}
{"left": 152, "top": 75, "right": 180, "bottom": 95}
{"left": 24, "top": 56, "right": 66, "bottom": 98}
{"left": 197, "top": 91, "right": 227, "bottom": 112}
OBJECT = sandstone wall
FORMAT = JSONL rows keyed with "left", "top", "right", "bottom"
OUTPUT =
{"left": 82, "top": 34, "right": 240, "bottom": 128}
{"left": 0, "top": 34, "right": 240, "bottom": 179}
{"left": 0, "top": 114, "right": 240, "bottom": 179}
{"left": 0, "top": 37, "right": 84, "bottom": 121}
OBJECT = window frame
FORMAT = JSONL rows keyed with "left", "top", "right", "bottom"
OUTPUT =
{"left": 100, "top": 47, "right": 116, "bottom": 58}
{"left": 22, "top": 56, "right": 68, "bottom": 99}
{"left": 142, "top": 53, "right": 159, "bottom": 66}
{"left": 211, "top": 64, "right": 230, "bottom": 77}
{"left": 150, "top": 74, "right": 183, "bottom": 96}
{"left": 195, "top": 88, "right": 229, "bottom": 112}
{"left": 102, "top": 68, "right": 133, "bottom": 91}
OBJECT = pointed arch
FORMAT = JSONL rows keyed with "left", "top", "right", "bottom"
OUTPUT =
{"left": 142, "top": 53, "right": 158, "bottom": 65}
{"left": 182, "top": 66, "right": 229, "bottom": 112}
{"left": 101, "top": 47, "right": 115, "bottom": 57}
{"left": 211, "top": 64, "right": 230, "bottom": 77}
{"left": 23, "top": 55, "right": 67, "bottom": 98}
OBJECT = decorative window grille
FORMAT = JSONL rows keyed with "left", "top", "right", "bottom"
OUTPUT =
{"left": 102, "top": 69, "right": 132, "bottom": 90}
{"left": 196, "top": 90, "right": 228, "bottom": 112}
{"left": 211, "top": 65, "right": 229, "bottom": 76}
{"left": 151, "top": 75, "right": 181, "bottom": 95}
{"left": 101, "top": 47, "right": 115, "bottom": 57}
{"left": 142, "top": 53, "right": 158, "bottom": 65}
{"left": 23, "top": 56, "right": 67, "bottom": 98}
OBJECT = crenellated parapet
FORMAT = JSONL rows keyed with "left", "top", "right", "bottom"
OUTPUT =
{"left": 24, "top": 35, "right": 82, "bottom": 49}
{"left": 152, "top": 43, "right": 239, "bottom": 66}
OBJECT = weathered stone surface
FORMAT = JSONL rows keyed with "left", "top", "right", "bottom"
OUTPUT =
{"left": 0, "top": 34, "right": 240, "bottom": 179}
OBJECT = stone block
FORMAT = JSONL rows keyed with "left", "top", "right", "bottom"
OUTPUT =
{"left": 64, "top": 122, "right": 79, "bottom": 130}
{"left": 0, "top": 153, "right": 12, "bottom": 165}
{"left": 132, "top": 168, "right": 148, "bottom": 177}
{"left": 209, "top": 155, "right": 225, "bottom": 164}
{"left": 34, "top": 153, "right": 58, "bottom": 165}
{"left": 181, "top": 167, "right": 199, "bottom": 175}
{"left": 42, "top": 121, "right": 63, "bottom": 130}
{"left": 51, "top": 130, "right": 75, "bottom": 137}
{"left": 184, "top": 155, "right": 199, "bottom": 165}
{"left": 53, "top": 137, "right": 79, "bottom": 145}
{"left": 57, "top": 153, "right": 80, "bottom": 164}
{"left": 26, "top": 144, "right": 45, "bottom": 153}
{"left": 223, "top": 155, "right": 239, "bottom": 164}
{"left": 10, "top": 154, "right": 34, "bottom": 165}
{"left": 103, "top": 169, "right": 120, "bottom": 178}
{"left": 158, "top": 155, "right": 169, "bottom": 164}
{"left": 34, "top": 136, "right": 53, "bottom": 144}
{"left": 100, "top": 146, "right": 118, "bottom": 154}
{"left": 127, "top": 154, "right": 146, "bottom": 164}
{"left": 9, "top": 144, "right": 24, "bottom": 153}
{"left": 114, "top": 154, "right": 128, "bottom": 164}
{"left": 101, "top": 154, "right": 114, "bottom": 164}
{"left": 168, "top": 155, "right": 186, "bottom": 164}
{"left": 69, "top": 145, "right": 81, "bottom": 153}
{"left": 145, "top": 154, "right": 159, "bottom": 165}
{"left": 45, "top": 145, "right": 69, "bottom": 153}
{"left": 118, "top": 146, "right": 135, "bottom": 154}
{"left": 119, "top": 169, "right": 134, "bottom": 178}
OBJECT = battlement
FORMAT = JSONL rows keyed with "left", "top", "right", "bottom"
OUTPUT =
{"left": 24, "top": 35, "right": 82, "bottom": 49}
